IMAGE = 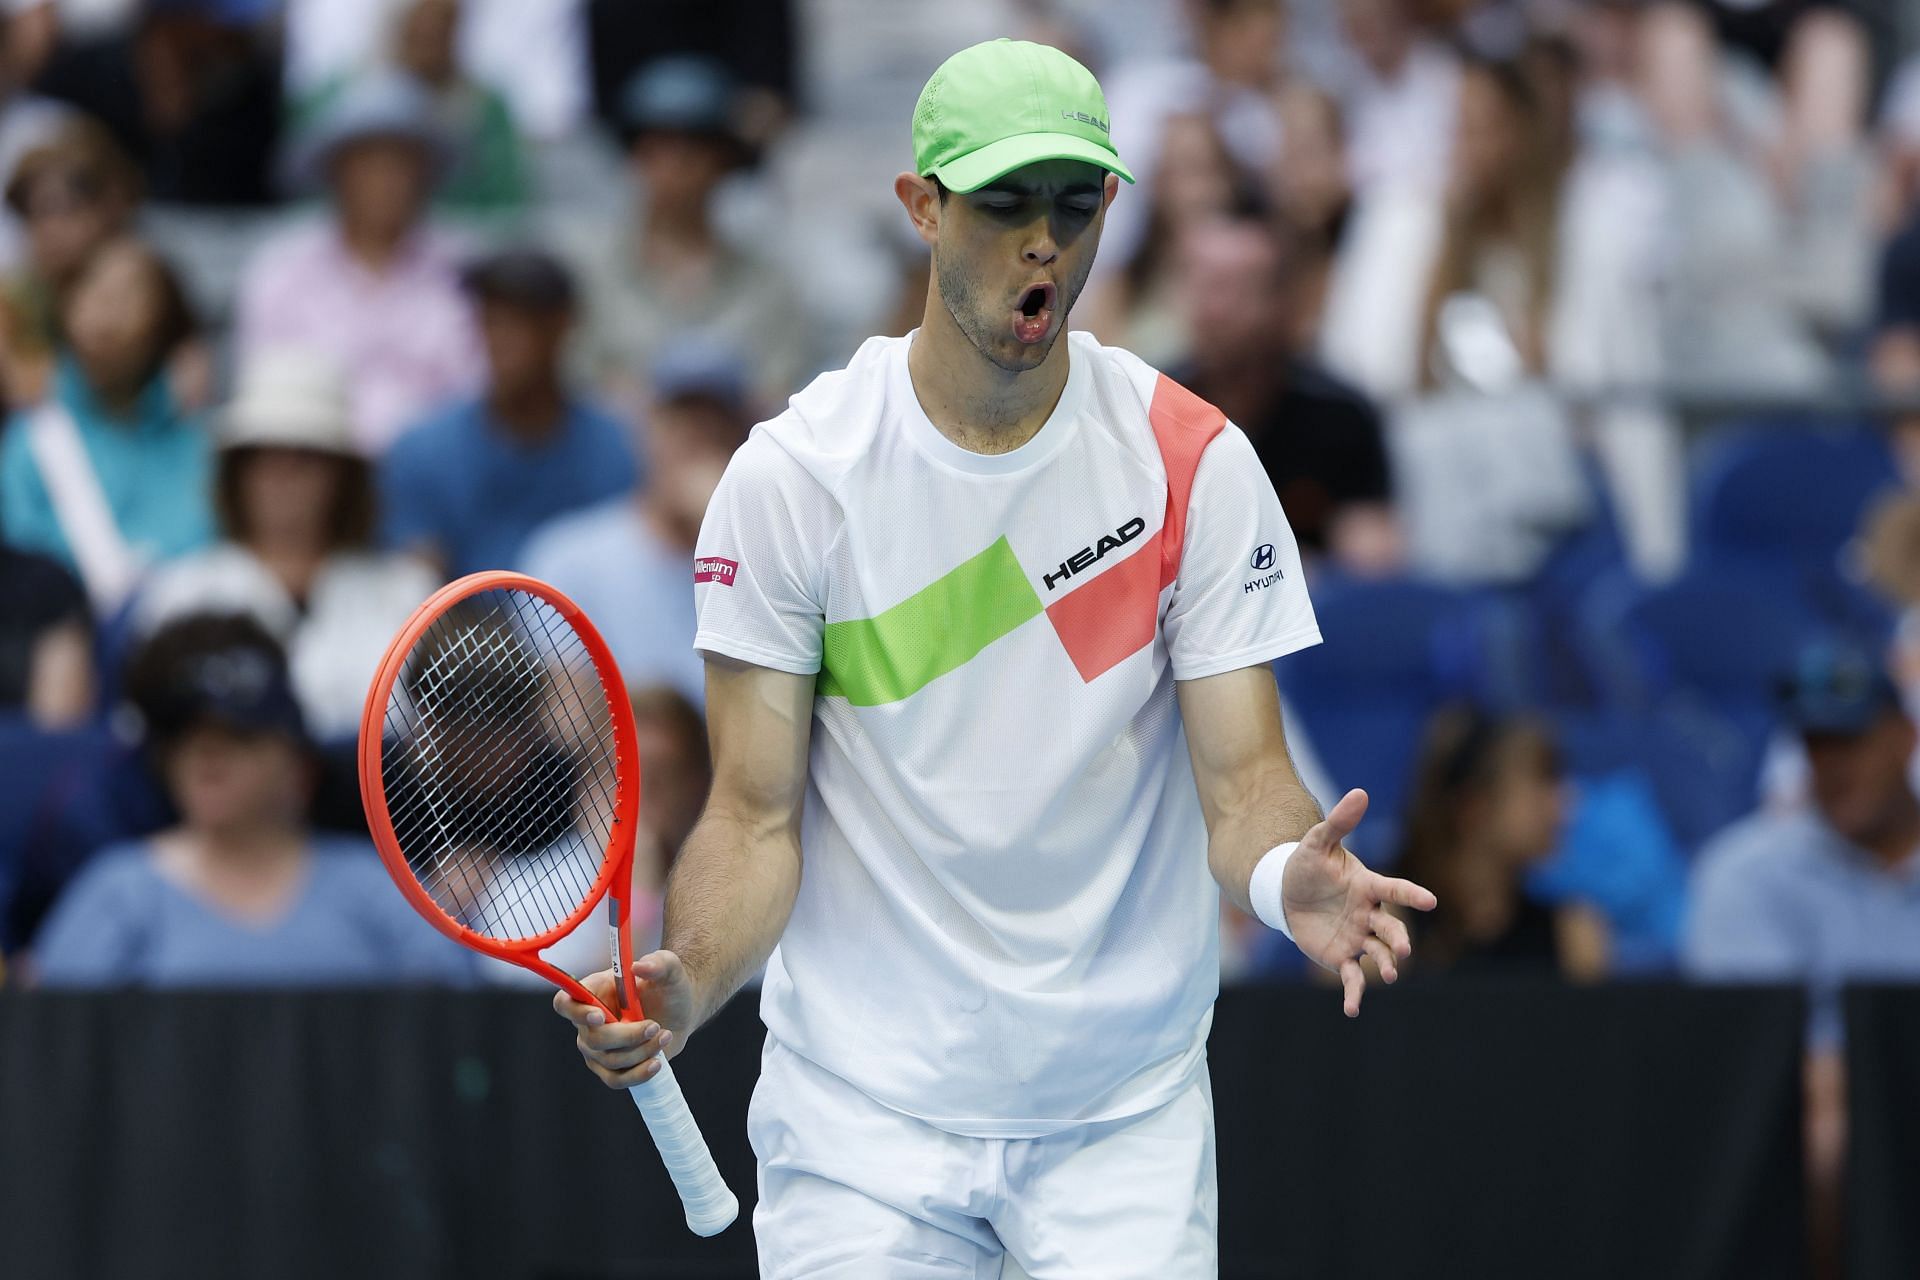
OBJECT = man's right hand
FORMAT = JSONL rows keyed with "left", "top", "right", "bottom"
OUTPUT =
{"left": 552, "top": 950, "right": 699, "bottom": 1089}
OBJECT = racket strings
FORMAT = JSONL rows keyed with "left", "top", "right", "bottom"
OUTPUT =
{"left": 391, "top": 605, "right": 610, "bottom": 938}
{"left": 379, "top": 588, "right": 624, "bottom": 943}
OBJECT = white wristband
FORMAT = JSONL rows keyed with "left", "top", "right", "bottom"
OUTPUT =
{"left": 1248, "top": 841, "right": 1303, "bottom": 942}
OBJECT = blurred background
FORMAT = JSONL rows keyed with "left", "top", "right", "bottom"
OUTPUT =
{"left": 2, "top": 0, "right": 1920, "bottom": 1277}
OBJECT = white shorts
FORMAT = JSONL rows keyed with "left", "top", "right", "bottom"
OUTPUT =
{"left": 746, "top": 1036, "right": 1218, "bottom": 1279}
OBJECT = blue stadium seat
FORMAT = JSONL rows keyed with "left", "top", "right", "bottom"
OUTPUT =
{"left": 1276, "top": 576, "right": 1508, "bottom": 865}
{"left": 1517, "top": 461, "right": 1635, "bottom": 708}
{"left": 1575, "top": 569, "right": 1825, "bottom": 850}
{"left": 1689, "top": 422, "right": 1899, "bottom": 619}
{"left": 0, "top": 717, "right": 119, "bottom": 952}
{"left": 1582, "top": 566, "right": 1819, "bottom": 704}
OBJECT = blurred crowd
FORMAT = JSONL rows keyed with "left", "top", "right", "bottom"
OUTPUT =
{"left": 0, "top": 0, "right": 1912, "bottom": 1258}
{"left": 1, "top": 0, "right": 1920, "bottom": 1252}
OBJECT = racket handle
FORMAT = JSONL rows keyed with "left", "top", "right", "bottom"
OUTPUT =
{"left": 628, "top": 1058, "right": 739, "bottom": 1237}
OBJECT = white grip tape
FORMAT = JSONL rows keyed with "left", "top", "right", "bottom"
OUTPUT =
{"left": 628, "top": 1059, "right": 739, "bottom": 1236}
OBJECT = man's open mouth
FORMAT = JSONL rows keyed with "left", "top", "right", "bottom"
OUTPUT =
{"left": 1013, "top": 282, "right": 1057, "bottom": 343}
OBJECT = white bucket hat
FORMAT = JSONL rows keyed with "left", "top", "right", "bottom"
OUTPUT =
{"left": 220, "top": 348, "right": 359, "bottom": 456}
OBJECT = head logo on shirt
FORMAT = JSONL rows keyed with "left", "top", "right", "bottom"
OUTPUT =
{"left": 816, "top": 375, "right": 1229, "bottom": 706}
{"left": 694, "top": 556, "right": 738, "bottom": 586}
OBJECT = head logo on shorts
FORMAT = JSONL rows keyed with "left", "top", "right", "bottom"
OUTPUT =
{"left": 694, "top": 556, "right": 738, "bottom": 586}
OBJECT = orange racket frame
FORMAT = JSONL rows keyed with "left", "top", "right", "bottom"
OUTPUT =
{"left": 357, "top": 569, "right": 645, "bottom": 1021}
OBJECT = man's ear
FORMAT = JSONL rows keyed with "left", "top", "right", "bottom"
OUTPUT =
{"left": 1103, "top": 172, "right": 1121, "bottom": 210}
{"left": 894, "top": 172, "right": 941, "bottom": 247}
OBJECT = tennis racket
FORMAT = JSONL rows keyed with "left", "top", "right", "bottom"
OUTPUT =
{"left": 358, "top": 569, "right": 738, "bottom": 1237}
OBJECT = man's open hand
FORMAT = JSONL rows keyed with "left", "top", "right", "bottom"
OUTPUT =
{"left": 1282, "top": 789, "right": 1438, "bottom": 1017}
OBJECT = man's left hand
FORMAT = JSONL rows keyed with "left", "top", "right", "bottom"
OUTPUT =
{"left": 1282, "top": 788, "right": 1438, "bottom": 1017}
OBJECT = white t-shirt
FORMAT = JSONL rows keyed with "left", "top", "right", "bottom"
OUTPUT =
{"left": 693, "top": 331, "right": 1320, "bottom": 1136}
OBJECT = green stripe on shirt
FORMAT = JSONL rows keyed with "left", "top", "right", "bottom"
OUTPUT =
{"left": 818, "top": 536, "right": 1043, "bottom": 706}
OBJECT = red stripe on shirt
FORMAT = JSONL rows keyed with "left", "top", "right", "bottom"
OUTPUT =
{"left": 1045, "top": 374, "right": 1226, "bottom": 682}
{"left": 1147, "top": 372, "right": 1225, "bottom": 589}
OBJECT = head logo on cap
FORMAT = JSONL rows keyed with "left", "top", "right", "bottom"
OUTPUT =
{"left": 912, "top": 39, "right": 1135, "bottom": 194}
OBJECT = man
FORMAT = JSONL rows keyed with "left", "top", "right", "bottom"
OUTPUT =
{"left": 1871, "top": 204, "right": 1920, "bottom": 478}
{"left": 555, "top": 54, "right": 808, "bottom": 414}
{"left": 518, "top": 342, "right": 748, "bottom": 707}
{"left": 289, "top": 0, "right": 530, "bottom": 220}
{"left": 1685, "top": 642, "right": 1920, "bottom": 1277}
{"left": 236, "top": 72, "right": 481, "bottom": 454}
{"left": 381, "top": 247, "right": 637, "bottom": 577}
{"left": 1172, "top": 216, "right": 1401, "bottom": 574}
{"left": 555, "top": 40, "right": 1435, "bottom": 1276}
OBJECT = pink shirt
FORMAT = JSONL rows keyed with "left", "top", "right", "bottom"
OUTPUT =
{"left": 236, "top": 221, "right": 483, "bottom": 455}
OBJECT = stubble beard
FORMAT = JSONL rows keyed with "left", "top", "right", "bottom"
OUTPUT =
{"left": 933, "top": 238, "right": 1099, "bottom": 375}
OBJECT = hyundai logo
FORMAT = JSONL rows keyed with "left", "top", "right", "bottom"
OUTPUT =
{"left": 1251, "top": 544, "right": 1275, "bottom": 571}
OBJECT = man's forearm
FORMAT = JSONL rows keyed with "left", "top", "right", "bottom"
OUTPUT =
{"left": 1207, "top": 763, "right": 1324, "bottom": 915}
{"left": 659, "top": 803, "right": 802, "bottom": 1031}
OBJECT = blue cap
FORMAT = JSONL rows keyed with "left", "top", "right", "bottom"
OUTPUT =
{"left": 282, "top": 72, "right": 456, "bottom": 193}
{"left": 620, "top": 56, "right": 739, "bottom": 137}
{"left": 650, "top": 339, "right": 750, "bottom": 408}
{"left": 1780, "top": 641, "right": 1903, "bottom": 736}
{"left": 139, "top": 640, "right": 305, "bottom": 748}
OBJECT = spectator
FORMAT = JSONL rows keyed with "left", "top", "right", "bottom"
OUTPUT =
{"left": 1394, "top": 706, "right": 1608, "bottom": 979}
{"left": 29, "top": 612, "right": 472, "bottom": 986}
{"left": 284, "top": 0, "right": 591, "bottom": 143}
{"left": 292, "top": 0, "right": 529, "bottom": 220}
{"left": 1265, "top": 81, "right": 1353, "bottom": 342}
{"left": 0, "top": 543, "right": 90, "bottom": 725}
{"left": 518, "top": 341, "right": 749, "bottom": 706}
{"left": 134, "top": 348, "right": 438, "bottom": 742}
{"left": 1170, "top": 216, "right": 1398, "bottom": 575}
{"left": 1078, "top": 111, "right": 1263, "bottom": 369}
{"left": 0, "top": 117, "right": 138, "bottom": 409}
{"left": 478, "top": 682, "right": 709, "bottom": 987}
{"left": 1882, "top": 49, "right": 1920, "bottom": 230}
{"left": 631, "top": 682, "right": 709, "bottom": 863}
{"left": 1322, "top": 37, "right": 1654, "bottom": 400}
{"left": 1636, "top": 1, "right": 1874, "bottom": 394}
{"left": 1861, "top": 494, "right": 1920, "bottom": 714}
{"left": 380, "top": 247, "right": 637, "bottom": 577}
{"left": 1684, "top": 641, "right": 1920, "bottom": 1024}
{"left": 556, "top": 55, "right": 808, "bottom": 414}
{"left": 626, "top": 682, "right": 707, "bottom": 941}
{"left": 19, "top": 1, "right": 284, "bottom": 206}
{"left": 1322, "top": 47, "right": 1678, "bottom": 579}
{"left": 1412, "top": 54, "right": 1562, "bottom": 387}
{"left": 583, "top": 0, "right": 797, "bottom": 146}
{"left": 0, "top": 235, "right": 208, "bottom": 611}
{"left": 1334, "top": 0, "right": 1460, "bottom": 197}
{"left": 1093, "top": 0, "right": 1288, "bottom": 285}
{"left": 1684, "top": 642, "right": 1920, "bottom": 1280}
{"left": 0, "top": 27, "right": 73, "bottom": 275}
{"left": 1870, "top": 210, "right": 1920, "bottom": 482}
{"left": 237, "top": 71, "right": 481, "bottom": 455}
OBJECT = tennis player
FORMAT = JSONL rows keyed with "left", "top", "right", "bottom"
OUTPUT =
{"left": 556, "top": 38, "right": 1437, "bottom": 1276}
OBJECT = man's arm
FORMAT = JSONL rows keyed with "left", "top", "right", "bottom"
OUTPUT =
{"left": 1179, "top": 665, "right": 1435, "bottom": 1015}
{"left": 664, "top": 655, "right": 813, "bottom": 1029}
{"left": 1177, "top": 665, "right": 1324, "bottom": 915}
{"left": 555, "top": 653, "right": 812, "bottom": 1088}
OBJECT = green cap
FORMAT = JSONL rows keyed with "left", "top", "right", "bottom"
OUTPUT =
{"left": 912, "top": 39, "right": 1134, "bottom": 194}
